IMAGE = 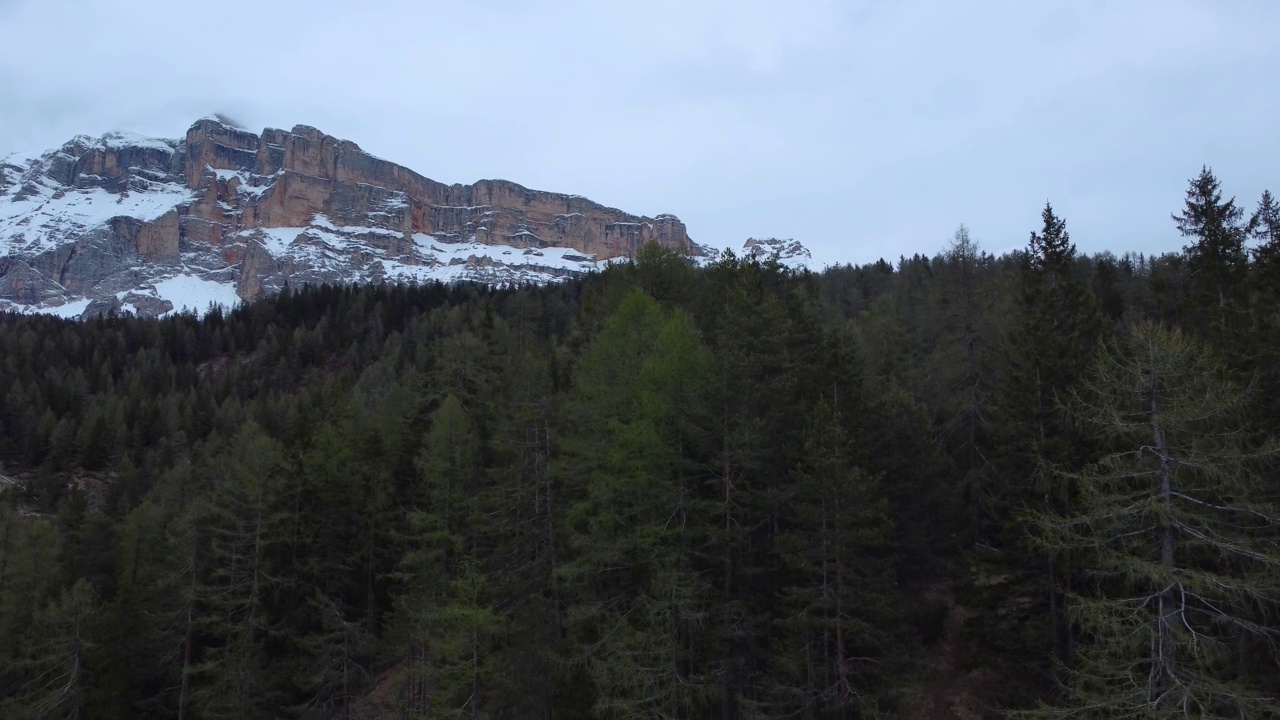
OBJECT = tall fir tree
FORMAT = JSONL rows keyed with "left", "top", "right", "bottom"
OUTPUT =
{"left": 1173, "top": 167, "right": 1250, "bottom": 343}
{"left": 395, "top": 391, "right": 508, "bottom": 718}
{"left": 1024, "top": 323, "right": 1280, "bottom": 719}
{"left": 1246, "top": 188, "right": 1280, "bottom": 429}
{"left": 769, "top": 398, "right": 899, "bottom": 718}
{"left": 4, "top": 579, "right": 99, "bottom": 720}
{"left": 1249, "top": 189, "right": 1280, "bottom": 275}
{"left": 188, "top": 425, "right": 290, "bottom": 719}
{"left": 982, "top": 203, "right": 1102, "bottom": 695}
{"left": 557, "top": 292, "right": 714, "bottom": 719}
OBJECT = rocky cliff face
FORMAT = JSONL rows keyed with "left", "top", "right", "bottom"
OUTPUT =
{"left": 0, "top": 117, "right": 696, "bottom": 318}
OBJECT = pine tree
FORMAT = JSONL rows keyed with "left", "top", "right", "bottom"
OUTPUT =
{"left": 188, "top": 425, "right": 290, "bottom": 719}
{"left": 91, "top": 499, "right": 195, "bottom": 717}
{"left": 1173, "top": 167, "right": 1250, "bottom": 337}
{"left": 0, "top": 509, "right": 62, "bottom": 706}
{"left": 291, "top": 590, "right": 375, "bottom": 719}
{"left": 1024, "top": 322, "right": 1280, "bottom": 718}
{"left": 933, "top": 225, "right": 1001, "bottom": 487}
{"left": 395, "top": 391, "right": 504, "bottom": 718}
{"left": 557, "top": 292, "right": 714, "bottom": 719}
{"left": 467, "top": 313, "right": 562, "bottom": 717}
{"left": 1249, "top": 189, "right": 1280, "bottom": 275}
{"left": 4, "top": 579, "right": 98, "bottom": 719}
{"left": 770, "top": 398, "right": 898, "bottom": 718}
{"left": 1001, "top": 203, "right": 1103, "bottom": 665}
{"left": 704, "top": 257, "right": 810, "bottom": 717}
{"left": 1246, "top": 189, "right": 1280, "bottom": 430}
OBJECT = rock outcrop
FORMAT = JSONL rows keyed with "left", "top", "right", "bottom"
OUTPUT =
{"left": 741, "top": 237, "right": 812, "bottom": 268}
{"left": 0, "top": 117, "right": 696, "bottom": 317}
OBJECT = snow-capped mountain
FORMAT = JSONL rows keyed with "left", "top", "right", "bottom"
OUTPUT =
{"left": 0, "top": 117, "right": 697, "bottom": 318}
{"left": 742, "top": 237, "right": 813, "bottom": 268}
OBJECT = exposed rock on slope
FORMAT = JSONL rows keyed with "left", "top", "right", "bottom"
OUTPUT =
{"left": 0, "top": 117, "right": 695, "bottom": 318}
{"left": 741, "top": 237, "right": 812, "bottom": 268}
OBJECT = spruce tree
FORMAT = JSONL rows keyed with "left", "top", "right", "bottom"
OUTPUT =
{"left": 557, "top": 292, "right": 714, "bottom": 719}
{"left": 4, "top": 579, "right": 98, "bottom": 720}
{"left": 770, "top": 398, "right": 898, "bottom": 717}
{"left": 1024, "top": 322, "right": 1280, "bottom": 718}
{"left": 396, "top": 391, "right": 506, "bottom": 717}
{"left": 1249, "top": 189, "right": 1280, "bottom": 274}
{"left": 1246, "top": 189, "right": 1280, "bottom": 429}
{"left": 189, "top": 425, "right": 290, "bottom": 719}
{"left": 985, "top": 203, "right": 1102, "bottom": 676}
{"left": 0, "top": 509, "right": 62, "bottom": 707}
{"left": 1173, "top": 167, "right": 1250, "bottom": 339}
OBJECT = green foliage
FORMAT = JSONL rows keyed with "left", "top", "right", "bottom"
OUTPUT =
{"left": 986, "top": 203, "right": 1105, "bottom": 674}
{"left": 770, "top": 398, "right": 901, "bottom": 716}
{"left": 1022, "top": 323, "right": 1280, "bottom": 719}
{"left": 558, "top": 292, "right": 714, "bottom": 719}
{"left": 0, "top": 187, "right": 1277, "bottom": 718}
{"left": 3, "top": 578, "right": 98, "bottom": 719}
{"left": 1173, "top": 167, "right": 1251, "bottom": 342}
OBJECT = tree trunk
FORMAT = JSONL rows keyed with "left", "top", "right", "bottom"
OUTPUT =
{"left": 1150, "top": 385, "right": 1177, "bottom": 706}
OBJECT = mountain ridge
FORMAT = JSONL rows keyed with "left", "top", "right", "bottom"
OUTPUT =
{"left": 0, "top": 117, "right": 708, "bottom": 318}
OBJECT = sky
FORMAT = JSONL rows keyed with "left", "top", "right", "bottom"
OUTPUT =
{"left": 2, "top": 0, "right": 1278, "bottom": 266}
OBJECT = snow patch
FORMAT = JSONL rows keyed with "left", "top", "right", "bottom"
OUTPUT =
{"left": 45, "top": 298, "right": 93, "bottom": 319}
{"left": 0, "top": 184, "right": 193, "bottom": 252}
{"left": 98, "top": 131, "right": 177, "bottom": 154}
{"left": 311, "top": 214, "right": 402, "bottom": 238}
{"left": 245, "top": 227, "right": 306, "bottom": 256}
{"left": 211, "top": 168, "right": 274, "bottom": 197}
{"left": 151, "top": 276, "right": 240, "bottom": 317}
{"left": 742, "top": 237, "right": 812, "bottom": 269}
{"left": 405, "top": 232, "right": 610, "bottom": 281}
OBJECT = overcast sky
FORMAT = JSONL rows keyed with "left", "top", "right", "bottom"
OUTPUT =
{"left": 2, "top": 0, "right": 1277, "bottom": 265}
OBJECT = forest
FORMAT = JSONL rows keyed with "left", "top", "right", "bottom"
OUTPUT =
{"left": 0, "top": 167, "right": 1277, "bottom": 719}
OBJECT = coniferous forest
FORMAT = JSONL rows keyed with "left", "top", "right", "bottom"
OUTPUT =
{"left": 1, "top": 167, "right": 1278, "bottom": 719}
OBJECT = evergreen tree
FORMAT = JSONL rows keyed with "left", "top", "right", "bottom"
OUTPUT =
{"left": 932, "top": 225, "right": 1001, "bottom": 504}
{"left": 1246, "top": 189, "right": 1280, "bottom": 430}
{"left": 189, "top": 425, "right": 290, "bottom": 719}
{"left": 770, "top": 398, "right": 898, "bottom": 717}
{"left": 1249, "top": 189, "right": 1280, "bottom": 274}
{"left": 1025, "top": 322, "right": 1280, "bottom": 718}
{"left": 0, "top": 509, "right": 62, "bottom": 706}
{"left": 704, "top": 256, "right": 814, "bottom": 718}
{"left": 293, "top": 401, "right": 398, "bottom": 705}
{"left": 292, "top": 590, "right": 376, "bottom": 719}
{"left": 997, "top": 203, "right": 1103, "bottom": 665}
{"left": 92, "top": 499, "right": 194, "bottom": 717}
{"left": 558, "top": 292, "right": 714, "bottom": 719}
{"left": 4, "top": 579, "right": 98, "bottom": 719}
{"left": 396, "top": 391, "right": 506, "bottom": 718}
{"left": 1173, "top": 167, "right": 1249, "bottom": 336}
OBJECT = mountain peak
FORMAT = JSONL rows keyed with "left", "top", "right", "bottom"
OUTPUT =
{"left": 743, "top": 237, "right": 812, "bottom": 268}
{"left": 0, "top": 119, "right": 696, "bottom": 319}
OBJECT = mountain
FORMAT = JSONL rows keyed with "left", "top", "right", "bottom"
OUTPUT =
{"left": 742, "top": 237, "right": 812, "bottom": 268}
{"left": 0, "top": 117, "right": 697, "bottom": 318}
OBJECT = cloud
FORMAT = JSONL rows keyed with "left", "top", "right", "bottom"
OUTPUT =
{"left": 2, "top": 0, "right": 1277, "bottom": 264}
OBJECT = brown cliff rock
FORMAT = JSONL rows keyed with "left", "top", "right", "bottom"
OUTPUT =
{"left": 182, "top": 119, "right": 693, "bottom": 267}
{"left": 1, "top": 116, "right": 696, "bottom": 314}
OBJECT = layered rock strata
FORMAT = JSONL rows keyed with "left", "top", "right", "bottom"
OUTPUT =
{"left": 0, "top": 118, "right": 695, "bottom": 317}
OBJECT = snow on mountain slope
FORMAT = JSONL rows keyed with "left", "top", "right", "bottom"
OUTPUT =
{"left": 0, "top": 117, "right": 697, "bottom": 319}
{"left": 1, "top": 182, "right": 194, "bottom": 254}
{"left": 742, "top": 237, "right": 813, "bottom": 269}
